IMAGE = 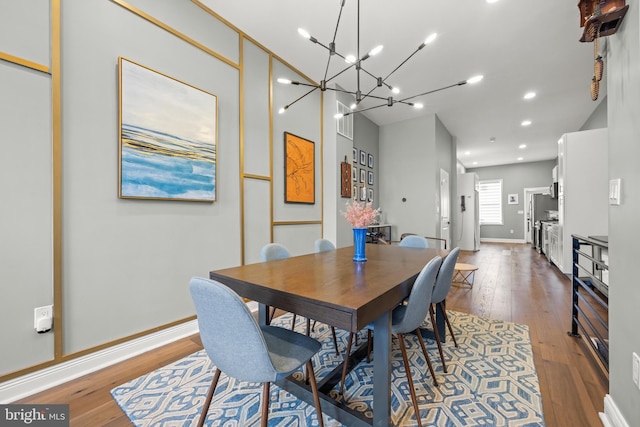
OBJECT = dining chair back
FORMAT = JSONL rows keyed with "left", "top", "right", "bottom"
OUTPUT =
{"left": 189, "top": 276, "right": 324, "bottom": 427}
{"left": 427, "top": 247, "right": 461, "bottom": 373}
{"left": 390, "top": 255, "right": 442, "bottom": 334}
{"left": 314, "top": 238, "right": 336, "bottom": 253}
{"left": 260, "top": 243, "right": 290, "bottom": 261}
{"left": 433, "top": 247, "right": 460, "bottom": 304}
{"left": 399, "top": 235, "right": 431, "bottom": 248}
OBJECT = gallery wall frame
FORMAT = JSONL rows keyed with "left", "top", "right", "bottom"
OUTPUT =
{"left": 368, "top": 171, "right": 374, "bottom": 186}
{"left": 360, "top": 150, "right": 366, "bottom": 165}
{"left": 284, "top": 132, "right": 315, "bottom": 204}
{"left": 118, "top": 57, "right": 218, "bottom": 202}
{"left": 341, "top": 161, "right": 352, "bottom": 198}
{"left": 508, "top": 193, "right": 519, "bottom": 204}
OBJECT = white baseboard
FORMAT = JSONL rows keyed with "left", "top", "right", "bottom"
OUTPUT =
{"left": 0, "top": 320, "right": 199, "bottom": 404}
{"left": 600, "top": 394, "right": 630, "bottom": 427}
{"left": 480, "top": 238, "right": 526, "bottom": 243}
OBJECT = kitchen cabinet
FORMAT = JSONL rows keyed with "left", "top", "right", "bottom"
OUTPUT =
{"left": 555, "top": 128, "right": 608, "bottom": 275}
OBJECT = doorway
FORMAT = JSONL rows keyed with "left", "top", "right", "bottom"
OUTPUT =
{"left": 523, "top": 186, "right": 551, "bottom": 243}
{"left": 440, "top": 169, "right": 450, "bottom": 249}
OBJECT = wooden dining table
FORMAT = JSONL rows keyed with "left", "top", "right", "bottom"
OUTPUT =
{"left": 209, "top": 243, "right": 449, "bottom": 427}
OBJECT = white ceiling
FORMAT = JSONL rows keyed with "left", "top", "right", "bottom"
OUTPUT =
{"left": 200, "top": 0, "right": 606, "bottom": 168}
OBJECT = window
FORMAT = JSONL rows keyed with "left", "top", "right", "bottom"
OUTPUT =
{"left": 478, "top": 179, "right": 503, "bottom": 225}
{"left": 336, "top": 101, "right": 353, "bottom": 140}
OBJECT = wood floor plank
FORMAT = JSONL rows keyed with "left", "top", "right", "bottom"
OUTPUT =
{"left": 13, "top": 242, "right": 607, "bottom": 427}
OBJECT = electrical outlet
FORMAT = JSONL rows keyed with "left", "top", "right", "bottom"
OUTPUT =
{"left": 34, "top": 305, "right": 53, "bottom": 332}
{"left": 633, "top": 352, "right": 640, "bottom": 390}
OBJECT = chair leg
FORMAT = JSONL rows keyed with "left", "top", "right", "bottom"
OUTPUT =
{"left": 331, "top": 327, "right": 339, "bottom": 355}
{"left": 398, "top": 334, "right": 423, "bottom": 427}
{"left": 197, "top": 368, "right": 221, "bottom": 427}
{"left": 340, "top": 332, "right": 355, "bottom": 397}
{"left": 268, "top": 306, "right": 276, "bottom": 324}
{"left": 366, "top": 329, "right": 372, "bottom": 363}
{"left": 429, "top": 304, "right": 448, "bottom": 373}
{"left": 307, "top": 360, "right": 325, "bottom": 427}
{"left": 261, "top": 382, "right": 270, "bottom": 427}
{"left": 440, "top": 301, "right": 458, "bottom": 347}
{"left": 306, "top": 318, "right": 311, "bottom": 336}
{"left": 291, "top": 314, "right": 297, "bottom": 331}
{"left": 414, "top": 328, "right": 438, "bottom": 386}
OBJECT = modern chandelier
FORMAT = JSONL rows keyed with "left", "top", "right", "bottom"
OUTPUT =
{"left": 277, "top": 0, "right": 483, "bottom": 118}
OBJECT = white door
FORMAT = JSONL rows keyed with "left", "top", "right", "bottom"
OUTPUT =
{"left": 440, "top": 169, "right": 450, "bottom": 249}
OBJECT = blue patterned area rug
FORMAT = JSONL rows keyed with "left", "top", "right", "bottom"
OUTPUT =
{"left": 111, "top": 311, "right": 545, "bottom": 426}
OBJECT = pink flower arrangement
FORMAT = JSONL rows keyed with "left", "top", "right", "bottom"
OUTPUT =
{"left": 342, "top": 200, "right": 380, "bottom": 228}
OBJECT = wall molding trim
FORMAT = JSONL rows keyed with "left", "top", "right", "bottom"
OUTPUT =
{"left": 0, "top": 320, "right": 198, "bottom": 404}
{"left": 600, "top": 394, "right": 630, "bottom": 427}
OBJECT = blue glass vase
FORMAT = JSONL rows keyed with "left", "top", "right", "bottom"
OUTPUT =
{"left": 353, "top": 228, "right": 367, "bottom": 262}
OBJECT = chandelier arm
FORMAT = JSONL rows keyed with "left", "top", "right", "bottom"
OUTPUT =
{"left": 344, "top": 102, "right": 390, "bottom": 116}
{"left": 398, "top": 81, "right": 467, "bottom": 103}
{"left": 381, "top": 45, "right": 424, "bottom": 82}
{"left": 284, "top": 87, "right": 320, "bottom": 110}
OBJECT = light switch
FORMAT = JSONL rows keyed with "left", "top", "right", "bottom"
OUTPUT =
{"left": 609, "top": 178, "right": 621, "bottom": 205}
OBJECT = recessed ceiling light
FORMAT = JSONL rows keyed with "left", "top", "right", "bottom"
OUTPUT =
{"left": 519, "top": 144, "right": 527, "bottom": 149}
{"left": 464, "top": 151, "right": 471, "bottom": 156}
{"left": 486, "top": 0, "right": 499, "bottom": 3}
{"left": 521, "top": 120, "right": 532, "bottom": 126}
{"left": 473, "top": 161, "right": 478, "bottom": 165}
{"left": 517, "top": 157, "right": 524, "bottom": 161}
{"left": 524, "top": 92, "right": 536, "bottom": 100}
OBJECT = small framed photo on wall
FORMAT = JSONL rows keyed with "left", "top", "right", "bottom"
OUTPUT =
{"left": 352, "top": 148, "right": 358, "bottom": 163}
{"left": 368, "top": 154, "right": 374, "bottom": 168}
{"left": 352, "top": 185, "right": 357, "bottom": 200}
{"left": 352, "top": 167, "right": 357, "bottom": 181}
{"left": 360, "top": 150, "right": 367, "bottom": 165}
{"left": 360, "top": 169, "right": 366, "bottom": 183}
{"left": 368, "top": 171, "right": 374, "bottom": 185}
{"left": 508, "top": 194, "right": 518, "bottom": 204}
{"left": 360, "top": 186, "right": 367, "bottom": 201}
{"left": 368, "top": 188, "right": 374, "bottom": 202}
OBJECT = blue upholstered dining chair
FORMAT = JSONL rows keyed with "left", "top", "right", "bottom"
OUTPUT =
{"left": 260, "top": 242, "right": 291, "bottom": 262}
{"left": 189, "top": 277, "right": 325, "bottom": 427}
{"left": 314, "top": 238, "right": 336, "bottom": 253}
{"left": 340, "top": 256, "right": 443, "bottom": 427}
{"left": 399, "top": 234, "right": 431, "bottom": 248}
{"left": 260, "top": 243, "right": 298, "bottom": 327}
{"left": 427, "top": 247, "right": 461, "bottom": 373}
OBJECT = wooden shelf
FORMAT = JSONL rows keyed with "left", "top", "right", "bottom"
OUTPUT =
{"left": 580, "top": 5, "right": 629, "bottom": 42}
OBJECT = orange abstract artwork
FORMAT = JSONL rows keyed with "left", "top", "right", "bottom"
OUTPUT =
{"left": 285, "top": 132, "right": 315, "bottom": 204}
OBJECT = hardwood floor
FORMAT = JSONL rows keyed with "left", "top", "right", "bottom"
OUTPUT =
{"left": 15, "top": 242, "right": 608, "bottom": 426}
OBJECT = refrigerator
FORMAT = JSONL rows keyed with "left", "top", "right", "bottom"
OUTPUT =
{"left": 456, "top": 173, "right": 480, "bottom": 251}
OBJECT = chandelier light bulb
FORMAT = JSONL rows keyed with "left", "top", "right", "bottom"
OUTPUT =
{"left": 368, "top": 45, "right": 383, "bottom": 56}
{"left": 277, "top": 78, "right": 292, "bottom": 85}
{"left": 524, "top": 91, "right": 536, "bottom": 100}
{"left": 391, "top": 87, "right": 400, "bottom": 94}
{"left": 521, "top": 120, "right": 532, "bottom": 126}
{"left": 519, "top": 144, "right": 527, "bottom": 149}
{"left": 350, "top": 102, "right": 357, "bottom": 109}
{"left": 297, "top": 28, "right": 311, "bottom": 39}
{"left": 334, "top": 113, "right": 345, "bottom": 119}
{"left": 466, "top": 75, "right": 484, "bottom": 84}
{"left": 278, "top": 107, "right": 286, "bottom": 114}
{"left": 345, "top": 54, "right": 356, "bottom": 64}
{"left": 424, "top": 33, "right": 438, "bottom": 45}
{"left": 414, "top": 102, "right": 424, "bottom": 109}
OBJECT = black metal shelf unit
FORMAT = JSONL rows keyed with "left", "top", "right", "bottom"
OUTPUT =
{"left": 569, "top": 234, "right": 609, "bottom": 375}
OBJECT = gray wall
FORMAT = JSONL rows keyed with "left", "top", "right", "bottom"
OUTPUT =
{"left": 468, "top": 160, "right": 556, "bottom": 240}
{"left": 607, "top": 0, "right": 640, "bottom": 424}
{"left": 379, "top": 114, "right": 455, "bottom": 243}
{"left": 0, "top": 0, "right": 323, "bottom": 378}
{"left": 580, "top": 95, "right": 608, "bottom": 131}
{"left": 0, "top": 0, "right": 53, "bottom": 373}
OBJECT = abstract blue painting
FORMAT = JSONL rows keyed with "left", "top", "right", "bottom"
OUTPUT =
{"left": 119, "top": 57, "right": 217, "bottom": 202}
